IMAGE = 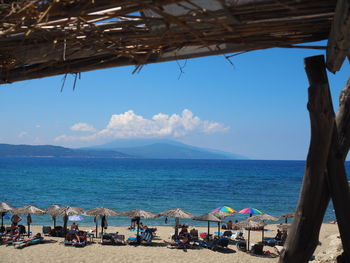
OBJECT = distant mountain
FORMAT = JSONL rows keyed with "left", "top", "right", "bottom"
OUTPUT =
{"left": 0, "top": 144, "right": 131, "bottom": 158}
{"left": 86, "top": 139, "right": 246, "bottom": 159}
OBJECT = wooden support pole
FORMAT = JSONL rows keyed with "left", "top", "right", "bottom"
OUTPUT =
{"left": 326, "top": 78, "right": 350, "bottom": 262}
{"left": 279, "top": 55, "right": 334, "bottom": 263}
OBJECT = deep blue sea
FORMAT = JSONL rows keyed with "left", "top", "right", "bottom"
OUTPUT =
{"left": 0, "top": 158, "right": 346, "bottom": 227}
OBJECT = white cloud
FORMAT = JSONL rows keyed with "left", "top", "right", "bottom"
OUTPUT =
{"left": 35, "top": 124, "right": 41, "bottom": 128}
{"left": 54, "top": 109, "right": 229, "bottom": 142}
{"left": 18, "top": 131, "right": 28, "bottom": 138}
{"left": 70, "top": 122, "right": 96, "bottom": 132}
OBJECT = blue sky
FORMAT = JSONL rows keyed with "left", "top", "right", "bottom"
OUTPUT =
{"left": 1, "top": 42, "right": 349, "bottom": 160}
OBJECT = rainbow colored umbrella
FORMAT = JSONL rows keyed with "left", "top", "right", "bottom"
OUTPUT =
{"left": 238, "top": 208, "right": 263, "bottom": 217}
{"left": 212, "top": 206, "right": 237, "bottom": 214}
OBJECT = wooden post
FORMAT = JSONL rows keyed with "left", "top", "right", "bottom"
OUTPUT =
{"left": 175, "top": 217, "right": 179, "bottom": 239}
{"left": 247, "top": 229, "right": 251, "bottom": 251}
{"left": 218, "top": 222, "right": 220, "bottom": 237}
{"left": 63, "top": 214, "right": 68, "bottom": 237}
{"left": 326, "top": 78, "right": 350, "bottom": 262}
{"left": 95, "top": 216, "right": 98, "bottom": 238}
{"left": 279, "top": 55, "right": 335, "bottom": 263}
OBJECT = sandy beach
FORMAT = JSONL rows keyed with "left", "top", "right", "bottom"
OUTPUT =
{"left": 0, "top": 223, "right": 339, "bottom": 263}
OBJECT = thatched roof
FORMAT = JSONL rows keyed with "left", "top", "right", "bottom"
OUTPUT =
{"left": 85, "top": 207, "right": 119, "bottom": 217}
{"left": 45, "top": 205, "right": 61, "bottom": 216}
{"left": 193, "top": 213, "right": 221, "bottom": 222}
{"left": 235, "top": 219, "right": 266, "bottom": 230}
{"left": 248, "top": 213, "right": 279, "bottom": 222}
{"left": 280, "top": 212, "right": 295, "bottom": 218}
{"left": 0, "top": 202, "right": 15, "bottom": 213}
{"left": 158, "top": 208, "right": 193, "bottom": 218}
{"left": 0, "top": 0, "right": 338, "bottom": 84}
{"left": 119, "top": 209, "right": 158, "bottom": 219}
{"left": 52, "top": 206, "right": 85, "bottom": 217}
{"left": 14, "top": 205, "right": 45, "bottom": 215}
{"left": 85, "top": 207, "right": 120, "bottom": 216}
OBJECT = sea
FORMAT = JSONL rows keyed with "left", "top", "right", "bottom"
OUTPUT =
{"left": 0, "top": 158, "right": 347, "bottom": 227}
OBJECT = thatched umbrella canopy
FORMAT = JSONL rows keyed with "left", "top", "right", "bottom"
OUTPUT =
{"left": 158, "top": 208, "right": 193, "bottom": 239}
{"left": 236, "top": 219, "right": 267, "bottom": 251}
{"left": 120, "top": 209, "right": 158, "bottom": 219}
{"left": 45, "top": 205, "right": 61, "bottom": 228}
{"left": 247, "top": 214, "right": 278, "bottom": 242}
{"left": 193, "top": 213, "right": 221, "bottom": 240}
{"left": 211, "top": 210, "right": 235, "bottom": 237}
{"left": 120, "top": 209, "right": 158, "bottom": 243}
{"left": 86, "top": 207, "right": 119, "bottom": 238}
{"left": 52, "top": 206, "right": 85, "bottom": 236}
{"left": 280, "top": 212, "right": 295, "bottom": 223}
{"left": 14, "top": 205, "right": 45, "bottom": 236}
{"left": 0, "top": 202, "right": 15, "bottom": 229}
{"left": 248, "top": 214, "right": 279, "bottom": 222}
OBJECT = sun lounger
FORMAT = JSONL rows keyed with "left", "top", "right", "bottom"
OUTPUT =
{"left": 201, "top": 237, "right": 230, "bottom": 251}
{"left": 141, "top": 229, "right": 154, "bottom": 244}
{"left": 264, "top": 237, "right": 277, "bottom": 246}
{"left": 236, "top": 240, "right": 247, "bottom": 252}
{"left": 232, "top": 231, "right": 244, "bottom": 240}
{"left": 251, "top": 242, "right": 264, "bottom": 255}
{"left": 101, "top": 233, "right": 125, "bottom": 245}
{"left": 14, "top": 237, "right": 44, "bottom": 248}
{"left": 42, "top": 226, "right": 52, "bottom": 236}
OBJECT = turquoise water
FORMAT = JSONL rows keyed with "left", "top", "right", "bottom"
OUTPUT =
{"left": 0, "top": 158, "right": 343, "bottom": 227}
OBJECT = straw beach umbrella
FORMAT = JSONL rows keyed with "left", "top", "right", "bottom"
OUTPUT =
{"left": 193, "top": 213, "right": 221, "bottom": 240}
{"left": 120, "top": 209, "right": 158, "bottom": 243}
{"left": 248, "top": 214, "right": 278, "bottom": 222}
{"left": 45, "top": 205, "right": 61, "bottom": 228}
{"left": 52, "top": 206, "right": 85, "bottom": 236}
{"left": 14, "top": 205, "right": 45, "bottom": 236}
{"left": 86, "top": 207, "right": 119, "bottom": 237}
{"left": 247, "top": 213, "right": 278, "bottom": 241}
{"left": 158, "top": 208, "right": 193, "bottom": 239}
{"left": 236, "top": 219, "right": 266, "bottom": 251}
{"left": 211, "top": 206, "right": 237, "bottom": 237}
{"left": 280, "top": 212, "right": 295, "bottom": 223}
{"left": 0, "top": 202, "right": 15, "bottom": 230}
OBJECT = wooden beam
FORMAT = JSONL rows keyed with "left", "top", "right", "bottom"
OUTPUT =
{"left": 326, "top": 0, "right": 350, "bottom": 73}
{"left": 326, "top": 78, "right": 350, "bottom": 262}
{"left": 279, "top": 55, "right": 334, "bottom": 263}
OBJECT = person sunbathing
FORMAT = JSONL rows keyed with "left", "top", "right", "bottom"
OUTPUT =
{"left": 23, "top": 233, "right": 42, "bottom": 242}
{"left": 164, "top": 233, "right": 190, "bottom": 246}
{"left": 3, "top": 229, "right": 21, "bottom": 243}
{"left": 66, "top": 231, "right": 80, "bottom": 243}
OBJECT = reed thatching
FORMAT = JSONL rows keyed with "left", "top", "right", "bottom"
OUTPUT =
{"left": 119, "top": 209, "right": 158, "bottom": 219}
{"left": 0, "top": 0, "right": 336, "bottom": 84}
{"left": 158, "top": 208, "right": 193, "bottom": 219}
{"left": 248, "top": 213, "right": 279, "bottom": 222}
{"left": 14, "top": 205, "right": 45, "bottom": 215}
{"left": 0, "top": 202, "right": 15, "bottom": 213}
{"left": 85, "top": 207, "right": 119, "bottom": 217}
